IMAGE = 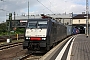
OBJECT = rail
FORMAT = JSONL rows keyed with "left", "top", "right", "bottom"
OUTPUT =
{"left": 0, "top": 34, "right": 24, "bottom": 42}
{"left": 39, "top": 35, "right": 75, "bottom": 60}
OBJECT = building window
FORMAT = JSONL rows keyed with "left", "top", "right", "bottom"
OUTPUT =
{"left": 79, "top": 20, "right": 80, "bottom": 23}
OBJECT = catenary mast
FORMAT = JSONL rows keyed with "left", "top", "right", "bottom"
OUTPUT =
{"left": 86, "top": 0, "right": 89, "bottom": 38}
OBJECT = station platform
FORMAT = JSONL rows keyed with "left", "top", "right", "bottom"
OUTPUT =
{"left": 70, "top": 34, "right": 90, "bottom": 60}
{"left": 40, "top": 34, "right": 90, "bottom": 60}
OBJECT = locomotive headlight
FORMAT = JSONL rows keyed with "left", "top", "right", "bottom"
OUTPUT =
{"left": 26, "top": 37, "right": 29, "bottom": 39}
{"left": 42, "top": 38, "right": 46, "bottom": 40}
{"left": 26, "top": 37, "right": 30, "bottom": 39}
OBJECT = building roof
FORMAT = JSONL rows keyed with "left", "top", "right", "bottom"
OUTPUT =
{"left": 6, "top": 13, "right": 72, "bottom": 20}
{"left": 73, "top": 14, "right": 90, "bottom": 19}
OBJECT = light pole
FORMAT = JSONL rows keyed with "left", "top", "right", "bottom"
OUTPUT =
{"left": 28, "top": 0, "right": 29, "bottom": 20}
{"left": 86, "top": 0, "right": 89, "bottom": 38}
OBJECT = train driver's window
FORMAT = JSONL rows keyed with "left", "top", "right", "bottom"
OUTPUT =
{"left": 38, "top": 21, "right": 47, "bottom": 28}
{"left": 28, "top": 21, "right": 37, "bottom": 28}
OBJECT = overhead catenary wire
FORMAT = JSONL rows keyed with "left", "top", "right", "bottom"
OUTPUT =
{"left": 37, "top": 0, "right": 54, "bottom": 14}
{"left": 48, "top": 0, "right": 60, "bottom": 14}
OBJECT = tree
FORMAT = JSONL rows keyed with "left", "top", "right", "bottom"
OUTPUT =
{"left": 0, "top": 22, "right": 7, "bottom": 34}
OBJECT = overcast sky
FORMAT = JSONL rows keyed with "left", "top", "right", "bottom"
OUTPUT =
{"left": 0, "top": 0, "right": 90, "bottom": 22}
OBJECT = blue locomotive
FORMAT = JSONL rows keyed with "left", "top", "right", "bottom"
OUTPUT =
{"left": 72, "top": 27, "right": 80, "bottom": 34}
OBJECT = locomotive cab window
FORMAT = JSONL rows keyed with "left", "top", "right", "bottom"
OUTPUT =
{"left": 38, "top": 21, "right": 47, "bottom": 28}
{"left": 27, "top": 21, "right": 37, "bottom": 28}
{"left": 27, "top": 20, "right": 47, "bottom": 29}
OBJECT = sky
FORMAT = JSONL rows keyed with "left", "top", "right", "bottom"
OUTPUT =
{"left": 0, "top": 0, "right": 90, "bottom": 23}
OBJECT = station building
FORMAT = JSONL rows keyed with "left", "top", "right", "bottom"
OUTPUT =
{"left": 6, "top": 13, "right": 90, "bottom": 34}
{"left": 72, "top": 14, "right": 90, "bottom": 34}
{"left": 6, "top": 13, "right": 73, "bottom": 27}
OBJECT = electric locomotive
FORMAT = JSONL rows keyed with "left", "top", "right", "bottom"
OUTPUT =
{"left": 23, "top": 15, "right": 67, "bottom": 52}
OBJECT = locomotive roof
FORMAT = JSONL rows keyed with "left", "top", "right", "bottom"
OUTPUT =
{"left": 28, "top": 18, "right": 56, "bottom": 22}
{"left": 28, "top": 18, "right": 66, "bottom": 27}
{"left": 28, "top": 18, "right": 49, "bottom": 21}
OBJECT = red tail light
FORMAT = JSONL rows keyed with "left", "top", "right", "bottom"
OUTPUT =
{"left": 30, "top": 37, "right": 41, "bottom": 41}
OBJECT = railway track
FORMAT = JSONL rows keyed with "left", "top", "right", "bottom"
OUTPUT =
{"left": 20, "top": 36, "right": 74, "bottom": 60}
{"left": 0, "top": 34, "right": 24, "bottom": 42}
{"left": 19, "top": 53, "right": 43, "bottom": 60}
{"left": 0, "top": 42, "right": 22, "bottom": 51}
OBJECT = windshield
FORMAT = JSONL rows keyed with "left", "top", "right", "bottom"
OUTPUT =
{"left": 27, "top": 21, "right": 47, "bottom": 28}
{"left": 38, "top": 21, "right": 47, "bottom": 28}
{"left": 28, "top": 21, "right": 37, "bottom": 28}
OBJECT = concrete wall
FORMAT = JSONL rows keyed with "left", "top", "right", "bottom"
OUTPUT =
{"left": 73, "top": 19, "right": 86, "bottom": 24}
{"left": 56, "top": 19, "right": 72, "bottom": 25}
{"left": 66, "top": 25, "right": 72, "bottom": 36}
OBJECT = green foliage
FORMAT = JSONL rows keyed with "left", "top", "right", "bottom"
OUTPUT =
{"left": 15, "top": 28, "right": 25, "bottom": 34}
{"left": 0, "top": 22, "right": 25, "bottom": 36}
{"left": 0, "top": 22, "right": 7, "bottom": 35}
